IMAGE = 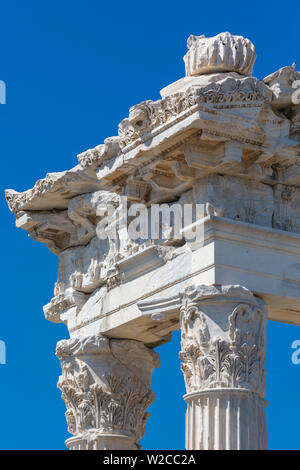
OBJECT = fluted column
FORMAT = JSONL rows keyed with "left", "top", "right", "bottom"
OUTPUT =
{"left": 180, "top": 285, "right": 267, "bottom": 450}
{"left": 56, "top": 335, "right": 160, "bottom": 450}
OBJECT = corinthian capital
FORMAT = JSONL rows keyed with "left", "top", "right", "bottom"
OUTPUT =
{"left": 56, "top": 335, "right": 160, "bottom": 450}
{"left": 179, "top": 285, "right": 267, "bottom": 397}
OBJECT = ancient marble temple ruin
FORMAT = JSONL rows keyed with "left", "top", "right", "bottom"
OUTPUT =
{"left": 6, "top": 32, "right": 300, "bottom": 450}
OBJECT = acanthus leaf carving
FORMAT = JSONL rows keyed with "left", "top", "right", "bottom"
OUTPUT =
{"left": 56, "top": 336, "right": 159, "bottom": 446}
{"left": 118, "top": 77, "right": 271, "bottom": 151}
{"left": 180, "top": 285, "right": 267, "bottom": 397}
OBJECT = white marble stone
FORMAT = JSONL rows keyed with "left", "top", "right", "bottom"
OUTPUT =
{"left": 5, "top": 31, "right": 300, "bottom": 450}
{"left": 180, "top": 284, "right": 267, "bottom": 450}
{"left": 56, "top": 335, "right": 160, "bottom": 450}
{"left": 183, "top": 32, "right": 256, "bottom": 77}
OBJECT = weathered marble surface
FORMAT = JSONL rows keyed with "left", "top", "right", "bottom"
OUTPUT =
{"left": 180, "top": 285, "right": 267, "bottom": 449}
{"left": 7, "top": 42, "right": 300, "bottom": 336}
{"left": 183, "top": 32, "right": 256, "bottom": 77}
{"left": 56, "top": 335, "right": 159, "bottom": 450}
{"left": 5, "top": 31, "right": 300, "bottom": 450}
{"left": 5, "top": 31, "right": 300, "bottom": 337}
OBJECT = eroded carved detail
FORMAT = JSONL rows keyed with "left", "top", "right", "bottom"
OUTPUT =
{"left": 264, "top": 65, "right": 300, "bottom": 139}
{"left": 183, "top": 32, "right": 257, "bottom": 77}
{"left": 118, "top": 77, "right": 270, "bottom": 150}
{"left": 56, "top": 336, "right": 160, "bottom": 448}
{"left": 179, "top": 285, "right": 267, "bottom": 397}
{"left": 77, "top": 137, "right": 121, "bottom": 170}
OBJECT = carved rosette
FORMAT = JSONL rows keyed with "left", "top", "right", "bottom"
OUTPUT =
{"left": 56, "top": 335, "right": 160, "bottom": 450}
{"left": 179, "top": 285, "right": 268, "bottom": 450}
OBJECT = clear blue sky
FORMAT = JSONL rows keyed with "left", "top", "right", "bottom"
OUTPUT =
{"left": 1, "top": 0, "right": 300, "bottom": 450}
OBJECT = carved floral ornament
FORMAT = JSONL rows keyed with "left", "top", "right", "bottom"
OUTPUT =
{"left": 5, "top": 32, "right": 299, "bottom": 218}
{"left": 118, "top": 77, "right": 271, "bottom": 151}
{"left": 179, "top": 285, "right": 267, "bottom": 397}
{"left": 55, "top": 336, "right": 160, "bottom": 443}
{"left": 5, "top": 30, "right": 300, "bottom": 451}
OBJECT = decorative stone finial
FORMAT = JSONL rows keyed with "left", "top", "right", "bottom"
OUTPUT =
{"left": 183, "top": 32, "right": 256, "bottom": 77}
